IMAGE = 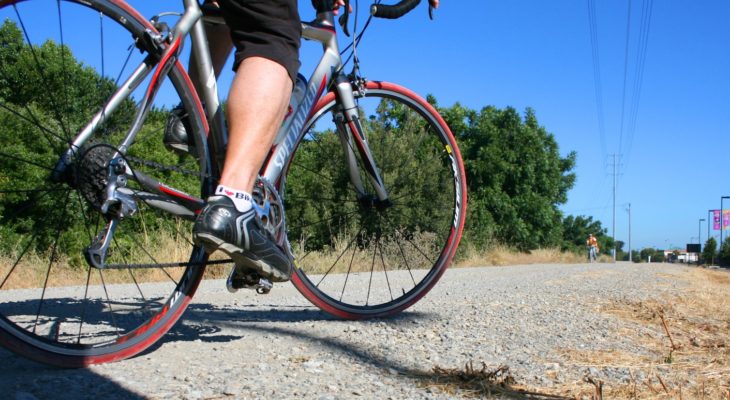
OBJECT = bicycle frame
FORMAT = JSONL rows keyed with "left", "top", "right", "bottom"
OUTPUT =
{"left": 55, "top": 0, "right": 390, "bottom": 222}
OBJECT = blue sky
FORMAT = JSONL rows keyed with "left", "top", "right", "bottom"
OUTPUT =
{"left": 5, "top": 1, "right": 729, "bottom": 251}
{"left": 332, "top": 0, "right": 729, "bottom": 252}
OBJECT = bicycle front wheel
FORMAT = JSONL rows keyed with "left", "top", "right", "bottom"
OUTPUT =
{"left": 284, "top": 81, "right": 467, "bottom": 319}
{"left": 0, "top": 0, "right": 213, "bottom": 366}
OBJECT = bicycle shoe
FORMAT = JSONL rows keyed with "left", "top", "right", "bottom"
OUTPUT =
{"left": 163, "top": 103, "right": 196, "bottom": 155}
{"left": 192, "top": 195, "right": 292, "bottom": 283}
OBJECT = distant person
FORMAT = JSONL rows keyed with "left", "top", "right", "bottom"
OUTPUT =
{"left": 586, "top": 234, "right": 599, "bottom": 262}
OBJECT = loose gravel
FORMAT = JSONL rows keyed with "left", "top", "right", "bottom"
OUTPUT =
{"left": 0, "top": 262, "right": 694, "bottom": 399}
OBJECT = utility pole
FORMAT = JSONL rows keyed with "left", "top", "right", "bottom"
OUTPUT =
{"left": 609, "top": 154, "right": 621, "bottom": 262}
{"left": 629, "top": 203, "right": 631, "bottom": 262}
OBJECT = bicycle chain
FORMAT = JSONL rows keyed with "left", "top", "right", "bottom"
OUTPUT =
{"left": 124, "top": 154, "right": 214, "bottom": 180}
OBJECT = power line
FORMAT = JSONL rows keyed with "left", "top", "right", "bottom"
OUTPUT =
{"left": 618, "top": 0, "right": 633, "bottom": 158}
{"left": 624, "top": 0, "right": 654, "bottom": 168}
{"left": 586, "top": 0, "right": 608, "bottom": 162}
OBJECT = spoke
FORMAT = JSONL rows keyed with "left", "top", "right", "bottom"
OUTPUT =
{"left": 57, "top": 0, "right": 70, "bottom": 123}
{"left": 73, "top": 189, "right": 97, "bottom": 243}
{"left": 114, "top": 44, "right": 136, "bottom": 87}
{"left": 122, "top": 204, "right": 180, "bottom": 284}
{"left": 76, "top": 267, "right": 93, "bottom": 344}
{"left": 99, "top": 10, "right": 106, "bottom": 79}
{"left": 394, "top": 230, "right": 417, "bottom": 287}
{"left": 295, "top": 208, "right": 360, "bottom": 231}
{"left": 289, "top": 160, "right": 341, "bottom": 186}
{"left": 314, "top": 225, "right": 366, "bottom": 287}
{"left": 0, "top": 186, "right": 64, "bottom": 289}
{"left": 395, "top": 225, "right": 437, "bottom": 266}
{"left": 378, "top": 237, "right": 394, "bottom": 302}
{"left": 338, "top": 239, "right": 359, "bottom": 302}
{"left": 0, "top": 150, "right": 59, "bottom": 172}
{"left": 13, "top": 5, "right": 71, "bottom": 138}
{"left": 97, "top": 269, "right": 120, "bottom": 339}
{"left": 113, "top": 236, "right": 150, "bottom": 307}
{"left": 365, "top": 234, "right": 380, "bottom": 306}
{"left": 285, "top": 194, "right": 361, "bottom": 205}
{"left": 0, "top": 101, "right": 69, "bottom": 147}
{"left": 0, "top": 187, "right": 69, "bottom": 195}
{"left": 32, "top": 189, "right": 72, "bottom": 334}
{"left": 0, "top": 231, "right": 39, "bottom": 290}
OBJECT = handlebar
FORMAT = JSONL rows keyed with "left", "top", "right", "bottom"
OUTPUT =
{"left": 311, "top": 0, "right": 426, "bottom": 20}
{"left": 370, "top": 0, "right": 421, "bottom": 19}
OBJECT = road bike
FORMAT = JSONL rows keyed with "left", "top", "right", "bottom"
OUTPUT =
{"left": 0, "top": 0, "right": 467, "bottom": 366}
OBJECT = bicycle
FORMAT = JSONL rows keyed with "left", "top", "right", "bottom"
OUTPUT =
{"left": 0, "top": 0, "right": 467, "bottom": 367}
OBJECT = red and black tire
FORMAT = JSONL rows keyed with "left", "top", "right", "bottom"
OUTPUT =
{"left": 0, "top": 0, "right": 211, "bottom": 367}
{"left": 285, "top": 81, "right": 467, "bottom": 319}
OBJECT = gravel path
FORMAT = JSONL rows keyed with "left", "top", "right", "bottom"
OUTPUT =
{"left": 0, "top": 262, "right": 694, "bottom": 399}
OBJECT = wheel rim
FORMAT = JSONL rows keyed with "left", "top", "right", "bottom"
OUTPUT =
{"left": 285, "top": 84, "right": 465, "bottom": 317}
{"left": 0, "top": 0, "right": 211, "bottom": 363}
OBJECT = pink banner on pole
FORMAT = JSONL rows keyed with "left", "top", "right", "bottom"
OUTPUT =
{"left": 713, "top": 210, "right": 721, "bottom": 230}
{"left": 724, "top": 210, "right": 730, "bottom": 231}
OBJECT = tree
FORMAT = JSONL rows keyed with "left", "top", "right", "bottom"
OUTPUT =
{"left": 703, "top": 237, "right": 718, "bottom": 265}
{"left": 640, "top": 248, "right": 657, "bottom": 262}
{"left": 441, "top": 103, "right": 576, "bottom": 250}
{"left": 719, "top": 237, "right": 730, "bottom": 267}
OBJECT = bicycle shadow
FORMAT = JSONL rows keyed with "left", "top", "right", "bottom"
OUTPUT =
{"left": 0, "top": 300, "right": 548, "bottom": 399}
{"left": 152, "top": 301, "right": 432, "bottom": 346}
{"left": 0, "top": 346, "right": 145, "bottom": 400}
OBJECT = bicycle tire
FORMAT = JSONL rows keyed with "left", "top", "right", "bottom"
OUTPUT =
{"left": 0, "top": 0, "right": 213, "bottom": 366}
{"left": 284, "top": 81, "right": 467, "bottom": 319}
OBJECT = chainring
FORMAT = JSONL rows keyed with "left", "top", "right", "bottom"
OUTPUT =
{"left": 252, "top": 177, "right": 292, "bottom": 260}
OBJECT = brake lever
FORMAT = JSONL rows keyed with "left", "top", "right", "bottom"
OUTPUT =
{"left": 338, "top": 0, "right": 351, "bottom": 37}
{"left": 428, "top": 4, "right": 434, "bottom": 20}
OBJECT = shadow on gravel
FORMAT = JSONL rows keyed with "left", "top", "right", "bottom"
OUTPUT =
{"left": 154, "top": 304, "right": 554, "bottom": 398}
{"left": 0, "top": 347, "right": 144, "bottom": 400}
{"left": 151, "top": 302, "right": 436, "bottom": 348}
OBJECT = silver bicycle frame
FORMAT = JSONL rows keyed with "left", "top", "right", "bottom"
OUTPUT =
{"left": 60, "top": 0, "right": 389, "bottom": 216}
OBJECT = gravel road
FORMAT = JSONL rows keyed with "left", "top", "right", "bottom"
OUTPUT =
{"left": 0, "top": 262, "right": 694, "bottom": 399}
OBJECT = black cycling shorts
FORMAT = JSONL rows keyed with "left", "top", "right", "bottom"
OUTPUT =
{"left": 217, "top": 0, "right": 301, "bottom": 83}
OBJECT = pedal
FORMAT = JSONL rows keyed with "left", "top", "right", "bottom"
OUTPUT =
{"left": 226, "top": 268, "right": 273, "bottom": 294}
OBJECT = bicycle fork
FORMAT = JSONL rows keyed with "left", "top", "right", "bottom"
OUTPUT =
{"left": 332, "top": 77, "right": 391, "bottom": 208}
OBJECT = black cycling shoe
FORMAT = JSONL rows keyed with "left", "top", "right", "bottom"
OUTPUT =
{"left": 163, "top": 104, "right": 196, "bottom": 155}
{"left": 192, "top": 195, "right": 292, "bottom": 283}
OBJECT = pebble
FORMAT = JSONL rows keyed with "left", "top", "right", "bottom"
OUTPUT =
{"left": 0, "top": 263, "right": 696, "bottom": 399}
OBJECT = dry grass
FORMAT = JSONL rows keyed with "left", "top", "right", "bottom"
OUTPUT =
{"left": 0, "top": 231, "right": 222, "bottom": 289}
{"left": 455, "top": 244, "right": 586, "bottom": 268}
{"left": 2, "top": 233, "right": 596, "bottom": 290}
{"left": 557, "top": 267, "right": 730, "bottom": 399}
{"left": 420, "top": 267, "right": 730, "bottom": 399}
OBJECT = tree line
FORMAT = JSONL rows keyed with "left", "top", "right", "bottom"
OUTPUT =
{"left": 0, "top": 19, "right": 615, "bottom": 264}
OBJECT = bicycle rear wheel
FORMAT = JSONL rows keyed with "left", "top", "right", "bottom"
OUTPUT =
{"left": 284, "top": 81, "right": 467, "bottom": 319}
{"left": 0, "top": 0, "right": 214, "bottom": 366}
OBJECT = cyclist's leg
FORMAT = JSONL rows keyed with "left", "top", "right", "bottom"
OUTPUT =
{"left": 193, "top": 0, "right": 300, "bottom": 284}
{"left": 165, "top": 2, "right": 232, "bottom": 153}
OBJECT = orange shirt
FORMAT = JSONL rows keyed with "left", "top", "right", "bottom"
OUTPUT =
{"left": 587, "top": 236, "right": 598, "bottom": 247}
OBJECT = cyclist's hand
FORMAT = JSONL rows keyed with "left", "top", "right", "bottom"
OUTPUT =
{"left": 429, "top": 0, "right": 439, "bottom": 8}
{"left": 332, "top": 0, "right": 350, "bottom": 15}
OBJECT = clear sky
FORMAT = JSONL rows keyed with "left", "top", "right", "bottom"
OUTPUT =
{"left": 320, "top": 0, "right": 730, "bottom": 252}
{"left": 7, "top": 1, "right": 730, "bottom": 251}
